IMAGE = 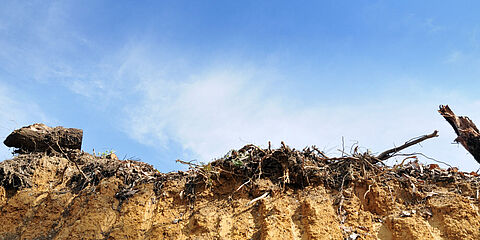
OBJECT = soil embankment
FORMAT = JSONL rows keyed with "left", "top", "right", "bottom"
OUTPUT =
{"left": 1, "top": 143, "right": 480, "bottom": 239}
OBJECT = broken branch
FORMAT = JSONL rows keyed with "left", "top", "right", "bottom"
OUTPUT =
{"left": 439, "top": 105, "right": 480, "bottom": 164}
{"left": 376, "top": 130, "right": 439, "bottom": 161}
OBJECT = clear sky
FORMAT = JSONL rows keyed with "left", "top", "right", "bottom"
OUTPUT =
{"left": 2, "top": 1, "right": 480, "bottom": 172}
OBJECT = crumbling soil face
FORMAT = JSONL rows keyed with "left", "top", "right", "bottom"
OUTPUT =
{"left": 1, "top": 145, "right": 480, "bottom": 239}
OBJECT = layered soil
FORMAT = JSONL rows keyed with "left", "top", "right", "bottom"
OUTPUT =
{"left": 1, "top": 145, "right": 480, "bottom": 240}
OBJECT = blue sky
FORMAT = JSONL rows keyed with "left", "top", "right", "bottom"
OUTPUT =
{"left": 2, "top": 1, "right": 480, "bottom": 171}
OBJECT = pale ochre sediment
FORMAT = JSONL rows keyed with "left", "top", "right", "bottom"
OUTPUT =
{"left": 1, "top": 155, "right": 480, "bottom": 240}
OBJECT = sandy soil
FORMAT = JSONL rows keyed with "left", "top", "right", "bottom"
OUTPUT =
{"left": 1, "top": 149, "right": 480, "bottom": 240}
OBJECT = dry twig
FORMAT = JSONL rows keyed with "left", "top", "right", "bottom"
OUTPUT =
{"left": 376, "top": 131, "right": 439, "bottom": 161}
{"left": 246, "top": 192, "right": 269, "bottom": 206}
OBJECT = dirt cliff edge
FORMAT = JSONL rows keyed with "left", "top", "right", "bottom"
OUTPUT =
{"left": 1, "top": 145, "right": 480, "bottom": 240}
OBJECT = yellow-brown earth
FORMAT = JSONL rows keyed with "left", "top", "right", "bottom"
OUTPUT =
{"left": 1, "top": 148, "right": 480, "bottom": 240}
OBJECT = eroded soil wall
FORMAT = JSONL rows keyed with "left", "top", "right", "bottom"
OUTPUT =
{"left": 1, "top": 154, "right": 480, "bottom": 239}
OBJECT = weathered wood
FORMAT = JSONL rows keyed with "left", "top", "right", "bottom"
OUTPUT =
{"left": 3, "top": 123, "right": 83, "bottom": 153}
{"left": 376, "top": 130, "right": 439, "bottom": 161}
{"left": 439, "top": 105, "right": 480, "bottom": 164}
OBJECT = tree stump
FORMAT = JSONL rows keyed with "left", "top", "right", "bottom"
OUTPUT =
{"left": 438, "top": 105, "right": 480, "bottom": 164}
{"left": 3, "top": 123, "right": 83, "bottom": 153}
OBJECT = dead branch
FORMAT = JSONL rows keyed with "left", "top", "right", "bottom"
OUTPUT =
{"left": 176, "top": 159, "right": 202, "bottom": 168}
{"left": 376, "top": 130, "right": 439, "bottom": 161}
{"left": 394, "top": 152, "right": 452, "bottom": 168}
{"left": 246, "top": 191, "right": 269, "bottom": 206}
{"left": 56, "top": 141, "right": 89, "bottom": 181}
{"left": 312, "top": 145, "right": 328, "bottom": 158}
{"left": 439, "top": 105, "right": 480, "bottom": 164}
{"left": 234, "top": 179, "right": 251, "bottom": 193}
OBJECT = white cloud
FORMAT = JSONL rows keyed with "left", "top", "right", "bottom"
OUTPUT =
{"left": 115, "top": 58, "right": 480, "bottom": 171}
{"left": 3, "top": 1, "right": 480, "bottom": 173}
{"left": 0, "top": 1, "right": 471, "bottom": 170}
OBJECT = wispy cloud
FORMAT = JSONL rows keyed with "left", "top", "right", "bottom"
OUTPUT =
{"left": 3, "top": 1, "right": 480, "bottom": 171}
{"left": 103, "top": 47, "right": 480, "bottom": 170}
{"left": 445, "top": 50, "right": 465, "bottom": 63}
{"left": 424, "top": 18, "right": 443, "bottom": 33}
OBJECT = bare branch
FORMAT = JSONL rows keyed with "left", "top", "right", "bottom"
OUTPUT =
{"left": 376, "top": 130, "right": 439, "bottom": 161}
